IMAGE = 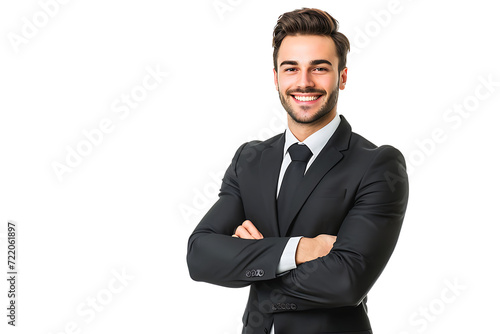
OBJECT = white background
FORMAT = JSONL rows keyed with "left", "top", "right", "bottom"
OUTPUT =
{"left": 1, "top": 0, "right": 499, "bottom": 333}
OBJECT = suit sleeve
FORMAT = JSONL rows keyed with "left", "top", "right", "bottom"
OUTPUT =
{"left": 186, "top": 142, "right": 290, "bottom": 288}
{"left": 255, "top": 145, "right": 409, "bottom": 311}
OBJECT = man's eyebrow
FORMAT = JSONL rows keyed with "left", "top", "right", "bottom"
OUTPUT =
{"left": 279, "top": 59, "right": 333, "bottom": 67}
{"left": 280, "top": 60, "right": 298, "bottom": 67}
{"left": 310, "top": 59, "right": 333, "bottom": 66}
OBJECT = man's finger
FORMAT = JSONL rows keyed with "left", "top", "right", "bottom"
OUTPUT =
{"left": 242, "top": 220, "right": 263, "bottom": 239}
{"left": 234, "top": 225, "right": 254, "bottom": 239}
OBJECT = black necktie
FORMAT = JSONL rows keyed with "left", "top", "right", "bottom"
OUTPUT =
{"left": 277, "top": 143, "right": 312, "bottom": 235}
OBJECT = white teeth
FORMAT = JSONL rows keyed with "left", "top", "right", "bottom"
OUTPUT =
{"left": 294, "top": 95, "right": 320, "bottom": 102}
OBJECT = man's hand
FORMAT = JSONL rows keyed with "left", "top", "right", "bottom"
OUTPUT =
{"left": 232, "top": 220, "right": 263, "bottom": 240}
{"left": 296, "top": 234, "right": 337, "bottom": 265}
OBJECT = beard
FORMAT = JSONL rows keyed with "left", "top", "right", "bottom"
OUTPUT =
{"left": 278, "top": 80, "right": 339, "bottom": 125}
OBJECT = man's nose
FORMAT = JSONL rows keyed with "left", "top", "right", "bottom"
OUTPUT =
{"left": 297, "top": 70, "right": 314, "bottom": 88}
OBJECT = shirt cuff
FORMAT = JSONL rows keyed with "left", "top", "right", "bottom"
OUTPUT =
{"left": 276, "top": 236, "right": 302, "bottom": 274}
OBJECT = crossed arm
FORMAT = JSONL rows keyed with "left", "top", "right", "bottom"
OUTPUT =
{"left": 233, "top": 220, "right": 336, "bottom": 266}
{"left": 187, "top": 144, "right": 409, "bottom": 310}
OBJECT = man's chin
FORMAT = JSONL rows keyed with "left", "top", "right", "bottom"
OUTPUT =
{"left": 288, "top": 112, "right": 323, "bottom": 124}
{"left": 287, "top": 107, "right": 330, "bottom": 124}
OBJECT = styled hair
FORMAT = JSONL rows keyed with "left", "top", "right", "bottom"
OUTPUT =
{"left": 272, "top": 8, "right": 350, "bottom": 73}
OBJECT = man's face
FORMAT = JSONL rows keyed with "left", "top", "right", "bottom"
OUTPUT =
{"left": 274, "top": 34, "right": 347, "bottom": 126}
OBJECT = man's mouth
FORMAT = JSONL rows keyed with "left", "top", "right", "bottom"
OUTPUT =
{"left": 291, "top": 94, "right": 322, "bottom": 102}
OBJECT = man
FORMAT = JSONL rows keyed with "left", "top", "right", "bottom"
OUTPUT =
{"left": 187, "top": 8, "right": 409, "bottom": 334}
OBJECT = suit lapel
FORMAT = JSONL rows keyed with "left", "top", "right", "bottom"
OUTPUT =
{"left": 259, "top": 134, "right": 285, "bottom": 237}
{"left": 280, "top": 116, "right": 352, "bottom": 236}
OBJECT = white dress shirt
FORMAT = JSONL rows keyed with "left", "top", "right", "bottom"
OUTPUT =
{"left": 270, "top": 113, "right": 341, "bottom": 334}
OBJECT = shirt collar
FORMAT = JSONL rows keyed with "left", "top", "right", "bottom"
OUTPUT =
{"left": 283, "top": 113, "right": 341, "bottom": 158}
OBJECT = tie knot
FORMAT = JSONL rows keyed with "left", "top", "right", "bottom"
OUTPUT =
{"left": 288, "top": 143, "right": 312, "bottom": 162}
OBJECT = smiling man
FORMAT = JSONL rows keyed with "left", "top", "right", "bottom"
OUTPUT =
{"left": 187, "top": 8, "right": 409, "bottom": 334}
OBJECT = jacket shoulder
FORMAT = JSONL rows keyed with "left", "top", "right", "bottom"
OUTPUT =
{"left": 350, "top": 131, "right": 404, "bottom": 158}
{"left": 236, "top": 133, "right": 283, "bottom": 159}
{"left": 244, "top": 133, "right": 283, "bottom": 149}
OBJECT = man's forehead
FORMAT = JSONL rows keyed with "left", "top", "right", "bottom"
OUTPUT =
{"left": 278, "top": 34, "right": 338, "bottom": 65}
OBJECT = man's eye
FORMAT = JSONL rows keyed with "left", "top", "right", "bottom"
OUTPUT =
{"left": 284, "top": 68, "right": 297, "bottom": 72}
{"left": 314, "top": 67, "right": 328, "bottom": 72}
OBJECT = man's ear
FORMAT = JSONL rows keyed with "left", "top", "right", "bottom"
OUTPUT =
{"left": 273, "top": 68, "right": 279, "bottom": 91}
{"left": 339, "top": 67, "right": 348, "bottom": 90}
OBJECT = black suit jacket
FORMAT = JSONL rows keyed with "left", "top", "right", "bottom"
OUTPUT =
{"left": 187, "top": 116, "right": 409, "bottom": 334}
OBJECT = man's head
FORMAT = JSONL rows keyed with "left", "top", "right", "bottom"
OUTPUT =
{"left": 272, "top": 8, "right": 350, "bottom": 74}
{"left": 272, "top": 8, "right": 350, "bottom": 131}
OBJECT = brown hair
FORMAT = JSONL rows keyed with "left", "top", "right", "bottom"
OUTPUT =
{"left": 272, "top": 8, "right": 350, "bottom": 73}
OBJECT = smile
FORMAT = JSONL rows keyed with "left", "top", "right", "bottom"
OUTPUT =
{"left": 292, "top": 95, "right": 322, "bottom": 102}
